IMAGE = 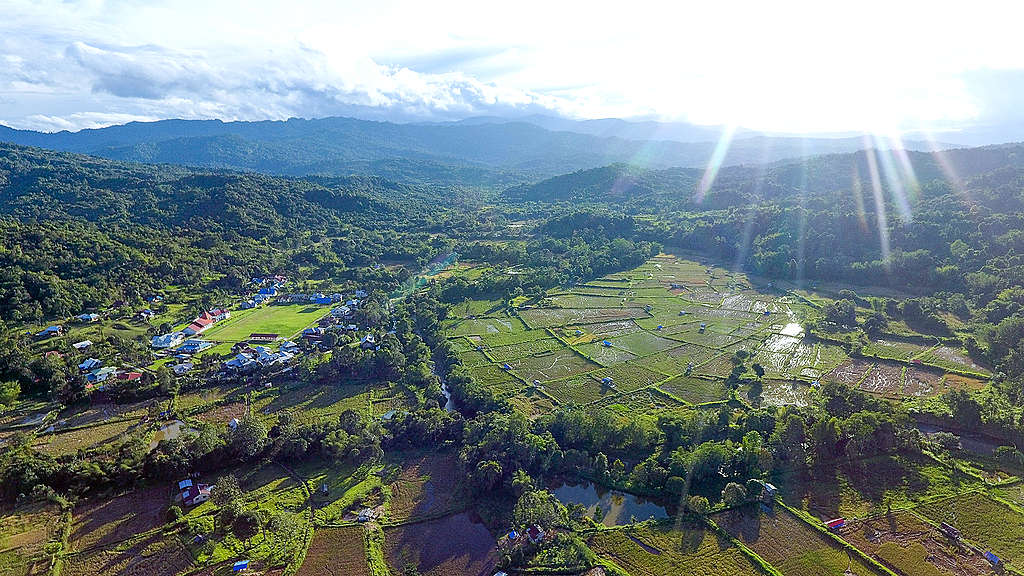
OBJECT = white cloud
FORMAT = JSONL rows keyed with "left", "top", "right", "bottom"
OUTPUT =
{"left": 1, "top": 0, "right": 1024, "bottom": 132}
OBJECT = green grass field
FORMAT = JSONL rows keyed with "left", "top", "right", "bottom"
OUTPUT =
{"left": 200, "top": 304, "right": 332, "bottom": 342}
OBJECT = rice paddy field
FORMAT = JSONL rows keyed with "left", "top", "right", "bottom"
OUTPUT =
{"left": 383, "top": 513, "right": 499, "bottom": 576}
{"left": 443, "top": 255, "right": 992, "bottom": 419}
{"left": 586, "top": 522, "right": 763, "bottom": 576}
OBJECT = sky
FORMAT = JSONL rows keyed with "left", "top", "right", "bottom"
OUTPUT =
{"left": 3, "top": 0, "right": 1024, "bottom": 135}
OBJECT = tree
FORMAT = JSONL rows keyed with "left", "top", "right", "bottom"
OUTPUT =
{"left": 232, "top": 414, "right": 268, "bottom": 460}
{"left": 0, "top": 380, "right": 19, "bottom": 408}
{"left": 155, "top": 366, "right": 173, "bottom": 394}
{"left": 687, "top": 495, "right": 710, "bottom": 516}
{"left": 752, "top": 363, "right": 765, "bottom": 379}
{"left": 232, "top": 509, "right": 260, "bottom": 547}
{"left": 212, "top": 474, "right": 242, "bottom": 507}
{"left": 722, "top": 482, "right": 748, "bottom": 507}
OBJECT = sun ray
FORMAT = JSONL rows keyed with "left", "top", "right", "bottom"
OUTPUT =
{"left": 863, "top": 140, "right": 892, "bottom": 273}
{"left": 695, "top": 124, "right": 737, "bottom": 203}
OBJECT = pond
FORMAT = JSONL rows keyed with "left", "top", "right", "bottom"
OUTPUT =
{"left": 551, "top": 481, "right": 669, "bottom": 526}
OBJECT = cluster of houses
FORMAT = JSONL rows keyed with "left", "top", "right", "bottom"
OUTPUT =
{"left": 151, "top": 309, "right": 231, "bottom": 350}
{"left": 224, "top": 342, "right": 298, "bottom": 372}
{"left": 177, "top": 478, "right": 212, "bottom": 507}
{"left": 75, "top": 356, "right": 142, "bottom": 391}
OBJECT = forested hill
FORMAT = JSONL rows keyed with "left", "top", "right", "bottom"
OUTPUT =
{"left": 510, "top": 143, "right": 1024, "bottom": 207}
{"left": 0, "top": 143, "right": 436, "bottom": 233}
{"left": 0, "top": 116, "right": 940, "bottom": 183}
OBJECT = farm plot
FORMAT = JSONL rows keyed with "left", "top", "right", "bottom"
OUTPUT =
{"left": 715, "top": 506, "right": 884, "bottom": 576}
{"left": 903, "top": 366, "right": 945, "bottom": 397}
{"left": 592, "top": 362, "right": 665, "bottom": 393}
{"left": 658, "top": 375, "right": 728, "bottom": 404}
{"left": 548, "top": 294, "right": 642, "bottom": 308}
{"left": 387, "top": 453, "right": 460, "bottom": 522}
{"left": 34, "top": 418, "right": 145, "bottom": 457}
{"left": 862, "top": 339, "right": 933, "bottom": 361}
{"left": 915, "top": 492, "right": 1024, "bottom": 570}
{"left": 261, "top": 384, "right": 373, "bottom": 423}
{"left": 384, "top": 513, "right": 498, "bottom": 576}
{"left": 592, "top": 388, "right": 687, "bottom": 416}
{"left": 61, "top": 534, "right": 194, "bottom": 576}
{"left": 825, "top": 357, "right": 875, "bottom": 386}
{"left": 643, "top": 344, "right": 720, "bottom": 377}
{"left": 569, "top": 319, "right": 642, "bottom": 339}
{"left": 858, "top": 362, "right": 906, "bottom": 397}
{"left": 0, "top": 502, "right": 61, "bottom": 575}
{"left": 587, "top": 522, "right": 763, "bottom": 576}
{"left": 509, "top": 350, "right": 599, "bottom": 383}
{"left": 606, "top": 331, "right": 680, "bottom": 357}
{"left": 507, "top": 392, "right": 557, "bottom": 417}
{"left": 919, "top": 347, "right": 990, "bottom": 376}
{"left": 56, "top": 400, "right": 152, "bottom": 430}
{"left": 456, "top": 349, "right": 492, "bottom": 367}
{"left": 468, "top": 364, "right": 521, "bottom": 390}
{"left": 296, "top": 526, "right": 369, "bottom": 576}
{"left": 694, "top": 354, "right": 738, "bottom": 378}
{"left": 776, "top": 454, "right": 977, "bottom": 522}
{"left": 575, "top": 341, "right": 638, "bottom": 366}
{"left": 201, "top": 303, "right": 332, "bottom": 342}
{"left": 671, "top": 328, "right": 743, "bottom": 349}
{"left": 194, "top": 401, "right": 247, "bottom": 425}
{"left": 754, "top": 379, "right": 812, "bottom": 407}
{"left": 518, "top": 307, "right": 648, "bottom": 329}
{"left": 545, "top": 374, "right": 612, "bottom": 405}
{"left": 478, "top": 326, "right": 550, "bottom": 348}
{"left": 486, "top": 338, "right": 565, "bottom": 363}
{"left": 445, "top": 316, "right": 526, "bottom": 337}
{"left": 70, "top": 486, "right": 169, "bottom": 551}
{"left": 840, "top": 510, "right": 992, "bottom": 576}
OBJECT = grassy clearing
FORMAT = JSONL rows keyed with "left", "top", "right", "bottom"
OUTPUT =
{"left": 587, "top": 521, "right": 764, "bottom": 576}
{"left": 261, "top": 383, "right": 375, "bottom": 424}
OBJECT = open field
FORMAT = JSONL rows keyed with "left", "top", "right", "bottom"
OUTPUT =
{"left": 776, "top": 454, "right": 980, "bottom": 522}
{"left": 70, "top": 486, "right": 169, "bottom": 551}
{"left": 201, "top": 303, "right": 332, "bottom": 343}
{"left": 715, "top": 506, "right": 884, "bottom": 576}
{"left": 61, "top": 534, "right": 194, "bottom": 576}
{"left": 0, "top": 502, "right": 61, "bottom": 576}
{"left": 296, "top": 526, "right": 369, "bottom": 576}
{"left": 384, "top": 512, "right": 498, "bottom": 576}
{"left": 33, "top": 418, "right": 145, "bottom": 457}
{"left": 915, "top": 492, "right": 1024, "bottom": 570}
{"left": 387, "top": 453, "right": 460, "bottom": 522}
{"left": 587, "top": 522, "right": 763, "bottom": 576}
{"left": 839, "top": 510, "right": 992, "bottom": 576}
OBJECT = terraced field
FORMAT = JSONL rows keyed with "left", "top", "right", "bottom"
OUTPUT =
{"left": 915, "top": 492, "right": 1024, "bottom": 570}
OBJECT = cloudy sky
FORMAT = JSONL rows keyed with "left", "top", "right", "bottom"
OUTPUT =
{"left": 3, "top": 0, "right": 1024, "bottom": 134}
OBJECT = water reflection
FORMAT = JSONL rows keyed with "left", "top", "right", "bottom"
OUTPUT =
{"left": 552, "top": 482, "right": 668, "bottom": 526}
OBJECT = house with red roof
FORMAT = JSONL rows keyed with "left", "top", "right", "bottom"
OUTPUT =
{"left": 184, "top": 311, "right": 217, "bottom": 335}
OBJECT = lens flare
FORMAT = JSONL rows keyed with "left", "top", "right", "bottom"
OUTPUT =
{"left": 863, "top": 140, "right": 892, "bottom": 272}
{"left": 695, "top": 124, "right": 737, "bottom": 203}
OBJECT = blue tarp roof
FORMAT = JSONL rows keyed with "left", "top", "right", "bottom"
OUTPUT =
{"left": 233, "top": 560, "right": 249, "bottom": 571}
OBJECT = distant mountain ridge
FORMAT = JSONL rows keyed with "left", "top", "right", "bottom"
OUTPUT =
{"left": 0, "top": 116, "right": 946, "bottom": 186}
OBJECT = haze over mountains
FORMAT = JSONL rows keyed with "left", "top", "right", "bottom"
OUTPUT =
{"left": 0, "top": 115, "right": 955, "bottom": 187}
